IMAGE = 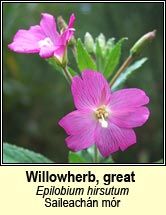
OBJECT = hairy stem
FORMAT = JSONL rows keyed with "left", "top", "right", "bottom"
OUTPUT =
{"left": 63, "top": 66, "right": 73, "bottom": 83}
{"left": 109, "top": 55, "right": 133, "bottom": 88}
{"left": 94, "top": 145, "right": 98, "bottom": 163}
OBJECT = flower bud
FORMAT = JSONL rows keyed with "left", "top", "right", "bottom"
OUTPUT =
{"left": 105, "top": 38, "right": 115, "bottom": 54}
{"left": 57, "top": 15, "right": 76, "bottom": 47}
{"left": 84, "top": 32, "right": 95, "bottom": 53}
{"left": 97, "top": 33, "right": 106, "bottom": 49}
{"left": 57, "top": 16, "right": 68, "bottom": 32}
{"left": 130, "top": 30, "right": 156, "bottom": 57}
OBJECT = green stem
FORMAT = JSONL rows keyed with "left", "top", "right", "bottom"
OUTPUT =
{"left": 94, "top": 145, "right": 98, "bottom": 163}
{"left": 63, "top": 66, "right": 73, "bottom": 83}
{"left": 109, "top": 55, "right": 133, "bottom": 88}
{"left": 72, "top": 46, "right": 77, "bottom": 59}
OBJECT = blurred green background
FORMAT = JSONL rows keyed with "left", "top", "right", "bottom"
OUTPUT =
{"left": 3, "top": 2, "right": 163, "bottom": 163}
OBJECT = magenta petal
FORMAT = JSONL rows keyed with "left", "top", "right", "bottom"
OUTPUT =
{"left": 60, "top": 28, "right": 75, "bottom": 45}
{"left": 118, "top": 128, "right": 136, "bottom": 151}
{"left": 40, "top": 13, "right": 59, "bottom": 43}
{"left": 53, "top": 46, "right": 65, "bottom": 61}
{"left": 68, "top": 13, "right": 75, "bottom": 29}
{"left": 95, "top": 122, "right": 136, "bottom": 157}
{"left": 8, "top": 26, "right": 44, "bottom": 53}
{"left": 59, "top": 110, "right": 95, "bottom": 135}
{"left": 39, "top": 46, "right": 55, "bottom": 58}
{"left": 54, "top": 45, "right": 65, "bottom": 54}
{"left": 82, "top": 70, "right": 111, "bottom": 105}
{"left": 111, "top": 106, "right": 150, "bottom": 128}
{"left": 59, "top": 110, "right": 96, "bottom": 151}
{"left": 8, "top": 13, "right": 75, "bottom": 60}
{"left": 55, "top": 13, "right": 75, "bottom": 47}
{"left": 54, "top": 32, "right": 72, "bottom": 58}
{"left": 110, "top": 88, "right": 149, "bottom": 110}
{"left": 72, "top": 70, "right": 111, "bottom": 110}
{"left": 65, "top": 133, "right": 94, "bottom": 152}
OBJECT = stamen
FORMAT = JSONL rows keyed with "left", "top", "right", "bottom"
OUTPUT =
{"left": 95, "top": 105, "right": 110, "bottom": 128}
{"left": 99, "top": 115, "right": 108, "bottom": 128}
{"left": 38, "top": 37, "right": 54, "bottom": 48}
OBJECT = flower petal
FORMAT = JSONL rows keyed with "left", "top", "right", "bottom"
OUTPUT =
{"left": 95, "top": 122, "right": 136, "bottom": 157}
{"left": 54, "top": 13, "right": 75, "bottom": 46}
{"left": 54, "top": 14, "right": 75, "bottom": 58}
{"left": 53, "top": 45, "right": 66, "bottom": 60}
{"left": 110, "top": 88, "right": 150, "bottom": 110}
{"left": 39, "top": 46, "right": 56, "bottom": 58}
{"left": 65, "top": 133, "right": 94, "bottom": 152}
{"left": 60, "top": 13, "right": 75, "bottom": 42}
{"left": 68, "top": 13, "right": 75, "bottom": 29}
{"left": 54, "top": 29, "right": 74, "bottom": 59}
{"left": 40, "top": 13, "right": 59, "bottom": 43}
{"left": 59, "top": 109, "right": 95, "bottom": 135}
{"left": 58, "top": 28, "right": 75, "bottom": 45}
{"left": 8, "top": 26, "right": 44, "bottom": 53}
{"left": 71, "top": 70, "right": 111, "bottom": 110}
{"left": 59, "top": 110, "right": 96, "bottom": 151}
{"left": 110, "top": 106, "right": 150, "bottom": 128}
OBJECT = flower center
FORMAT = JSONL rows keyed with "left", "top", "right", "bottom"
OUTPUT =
{"left": 38, "top": 37, "right": 54, "bottom": 48}
{"left": 95, "top": 105, "right": 109, "bottom": 128}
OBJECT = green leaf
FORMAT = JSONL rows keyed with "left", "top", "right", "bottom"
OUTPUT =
{"left": 154, "top": 159, "right": 163, "bottom": 163}
{"left": 68, "top": 146, "right": 115, "bottom": 163}
{"left": 76, "top": 38, "right": 96, "bottom": 72}
{"left": 101, "top": 156, "right": 114, "bottom": 163}
{"left": 69, "top": 148, "right": 93, "bottom": 163}
{"left": 104, "top": 37, "right": 127, "bottom": 79}
{"left": 69, "top": 151, "right": 87, "bottom": 163}
{"left": 67, "top": 67, "right": 79, "bottom": 77}
{"left": 105, "top": 38, "right": 115, "bottom": 57}
{"left": 3, "top": 143, "right": 53, "bottom": 163}
{"left": 112, "top": 57, "right": 147, "bottom": 91}
{"left": 87, "top": 145, "right": 114, "bottom": 163}
{"left": 47, "top": 58, "right": 63, "bottom": 73}
{"left": 95, "top": 39, "right": 105, "bottom": 72}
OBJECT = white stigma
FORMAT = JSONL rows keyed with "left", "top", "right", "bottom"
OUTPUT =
{"left": 95, "top": 105, "right": 109, "bottom": 128}
{"left": 38, "top": 37, "right": 54, "bottom": 48}
{"left": 99, "top": 115, "right": 108, "bottom": 128}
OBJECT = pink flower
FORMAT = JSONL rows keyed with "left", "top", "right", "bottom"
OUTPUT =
{"left": 8, "top": 13, "right": 75, "bottom": 63}
{"left": 59, "top": 70, "right": 150, "bottom": 158}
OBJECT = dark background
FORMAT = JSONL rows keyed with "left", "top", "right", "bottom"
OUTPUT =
{"left": 3, "top": 2, "right": 164, "bottom": 163}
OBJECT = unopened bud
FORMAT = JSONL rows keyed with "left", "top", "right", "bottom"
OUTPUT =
{"left": 105, "top": 38, "right": 115, "bottom": 53}
{"left": 97, "top": 33, "right": 106, "bottom": 49}
{"left": 84, "top": 32, "right": 95, "bottom": 53}
{"left": 57, "top": 16, "right": 68, "bottom": 33}
{"left": 57, "top": 15, "right": 76, "bottom": 47}
{"left": 130, "top": 30, "right": 156, "bottom": 57}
